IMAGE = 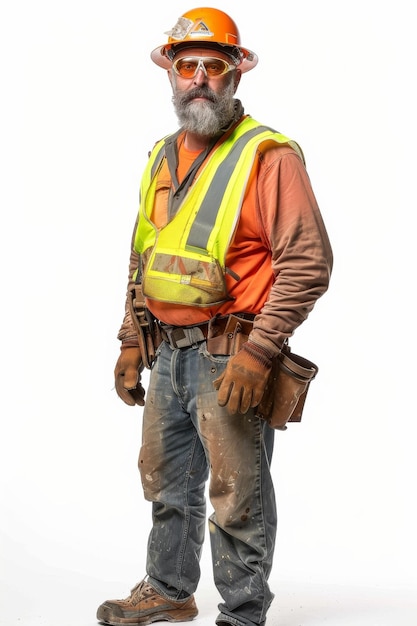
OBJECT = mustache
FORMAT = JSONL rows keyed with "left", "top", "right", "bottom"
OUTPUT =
{"left": 179, "top": 87, "right": 217, "bottom": 105}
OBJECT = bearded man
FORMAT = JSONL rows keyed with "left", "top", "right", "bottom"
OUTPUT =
{"left": 97, "top": 8, "right": 333, "bottom": 626}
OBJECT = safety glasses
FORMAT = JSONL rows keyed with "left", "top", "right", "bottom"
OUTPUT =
{"left": 172, "top": 56, "right": 237, "bottom": 79}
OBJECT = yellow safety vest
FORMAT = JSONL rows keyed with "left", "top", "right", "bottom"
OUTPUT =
{"left": 134, "top": 116, "right": 303, "bottom": 306}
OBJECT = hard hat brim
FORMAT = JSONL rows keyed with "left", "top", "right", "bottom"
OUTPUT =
{"left": 150, "top": 43, "right": 258, "bottom": 73}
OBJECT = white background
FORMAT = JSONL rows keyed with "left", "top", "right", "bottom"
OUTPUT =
{"left": 1, "top": 1, "right": 416, "bottom": 625}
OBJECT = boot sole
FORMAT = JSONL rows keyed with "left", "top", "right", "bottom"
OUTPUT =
{"left": 97, "top": 608, "right": 198, "bottom": 626}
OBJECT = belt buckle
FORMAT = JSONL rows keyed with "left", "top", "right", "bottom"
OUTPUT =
{"left": 163, "top": 325, "right": 206, "bottom": 349}
{"left": 170, "top": 327, "right": 187, "bottom": 349}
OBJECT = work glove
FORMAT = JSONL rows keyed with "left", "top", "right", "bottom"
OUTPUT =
{"left": 213, "top": 342, "right": 273, "bottom": 415}
{"left": 114, "top": 343, "right": 145, "bottom": 406}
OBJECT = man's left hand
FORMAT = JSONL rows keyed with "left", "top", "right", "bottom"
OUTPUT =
{"left": 213, "top": 342, "right": 273, "bottom": 414}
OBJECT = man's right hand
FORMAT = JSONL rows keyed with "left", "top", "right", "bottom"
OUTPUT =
{"left": 114, "top": 345, "right": 145, "bottom": 406}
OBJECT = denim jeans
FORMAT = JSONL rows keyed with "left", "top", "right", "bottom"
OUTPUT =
{"left": 139, "top": 340, "right": 276, "bottom": 626}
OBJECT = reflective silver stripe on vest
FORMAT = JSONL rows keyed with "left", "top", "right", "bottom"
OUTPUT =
{"left": 186, "top": 125, "right": 271, "bottom": 252}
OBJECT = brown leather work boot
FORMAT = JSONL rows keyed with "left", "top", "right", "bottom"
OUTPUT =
{"left": 96, "top": 579, "right": 199, "bottom": 626}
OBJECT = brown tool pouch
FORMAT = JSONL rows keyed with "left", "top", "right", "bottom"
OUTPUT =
{"left": 207, "top": 314, "right": 255, "bottom": 356}
{"left": 128, "top": 285, "right": 162, "bottom": 369}
{"left": 207, "top": 314, "right": 318, "bottom": 430}
{"left": 255, "top": 346, "right": 318, "bottom": 430}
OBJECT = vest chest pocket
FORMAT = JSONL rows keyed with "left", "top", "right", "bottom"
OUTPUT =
{"left": 142, "top": 250, "right": 232, "bottom": 306}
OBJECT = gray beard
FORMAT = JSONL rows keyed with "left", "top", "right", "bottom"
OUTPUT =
{"left": 172, "top": 79, "right": 237, "bottom": 136}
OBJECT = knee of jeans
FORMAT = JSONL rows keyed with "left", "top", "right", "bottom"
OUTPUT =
{"left": 138, "top": 450, "right": 162, "bottom": 500}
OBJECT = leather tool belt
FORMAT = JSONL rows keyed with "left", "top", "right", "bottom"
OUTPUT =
{"left": 130, "top": 291, "right": 318, "bottom": 429}
{"left": 159, "top": 313, "right": 255, "bottom": 351}
{"left": 160, "top": 313, "right": 318, "bottom": 430}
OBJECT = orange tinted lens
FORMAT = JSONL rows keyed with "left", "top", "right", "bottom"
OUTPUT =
{"left": 175, "top": 58, "right": 199, "bottom": 77}
{"left": 203, "top": 59, "right": 229, "bottom": 75}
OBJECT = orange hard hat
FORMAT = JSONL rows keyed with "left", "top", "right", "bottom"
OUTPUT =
{"left": 150, "top": 7, "right": 258, "bottom": 73}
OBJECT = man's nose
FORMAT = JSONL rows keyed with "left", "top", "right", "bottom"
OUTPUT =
{"left": 193, "top": 68, "right": 208, "bottom": 86}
